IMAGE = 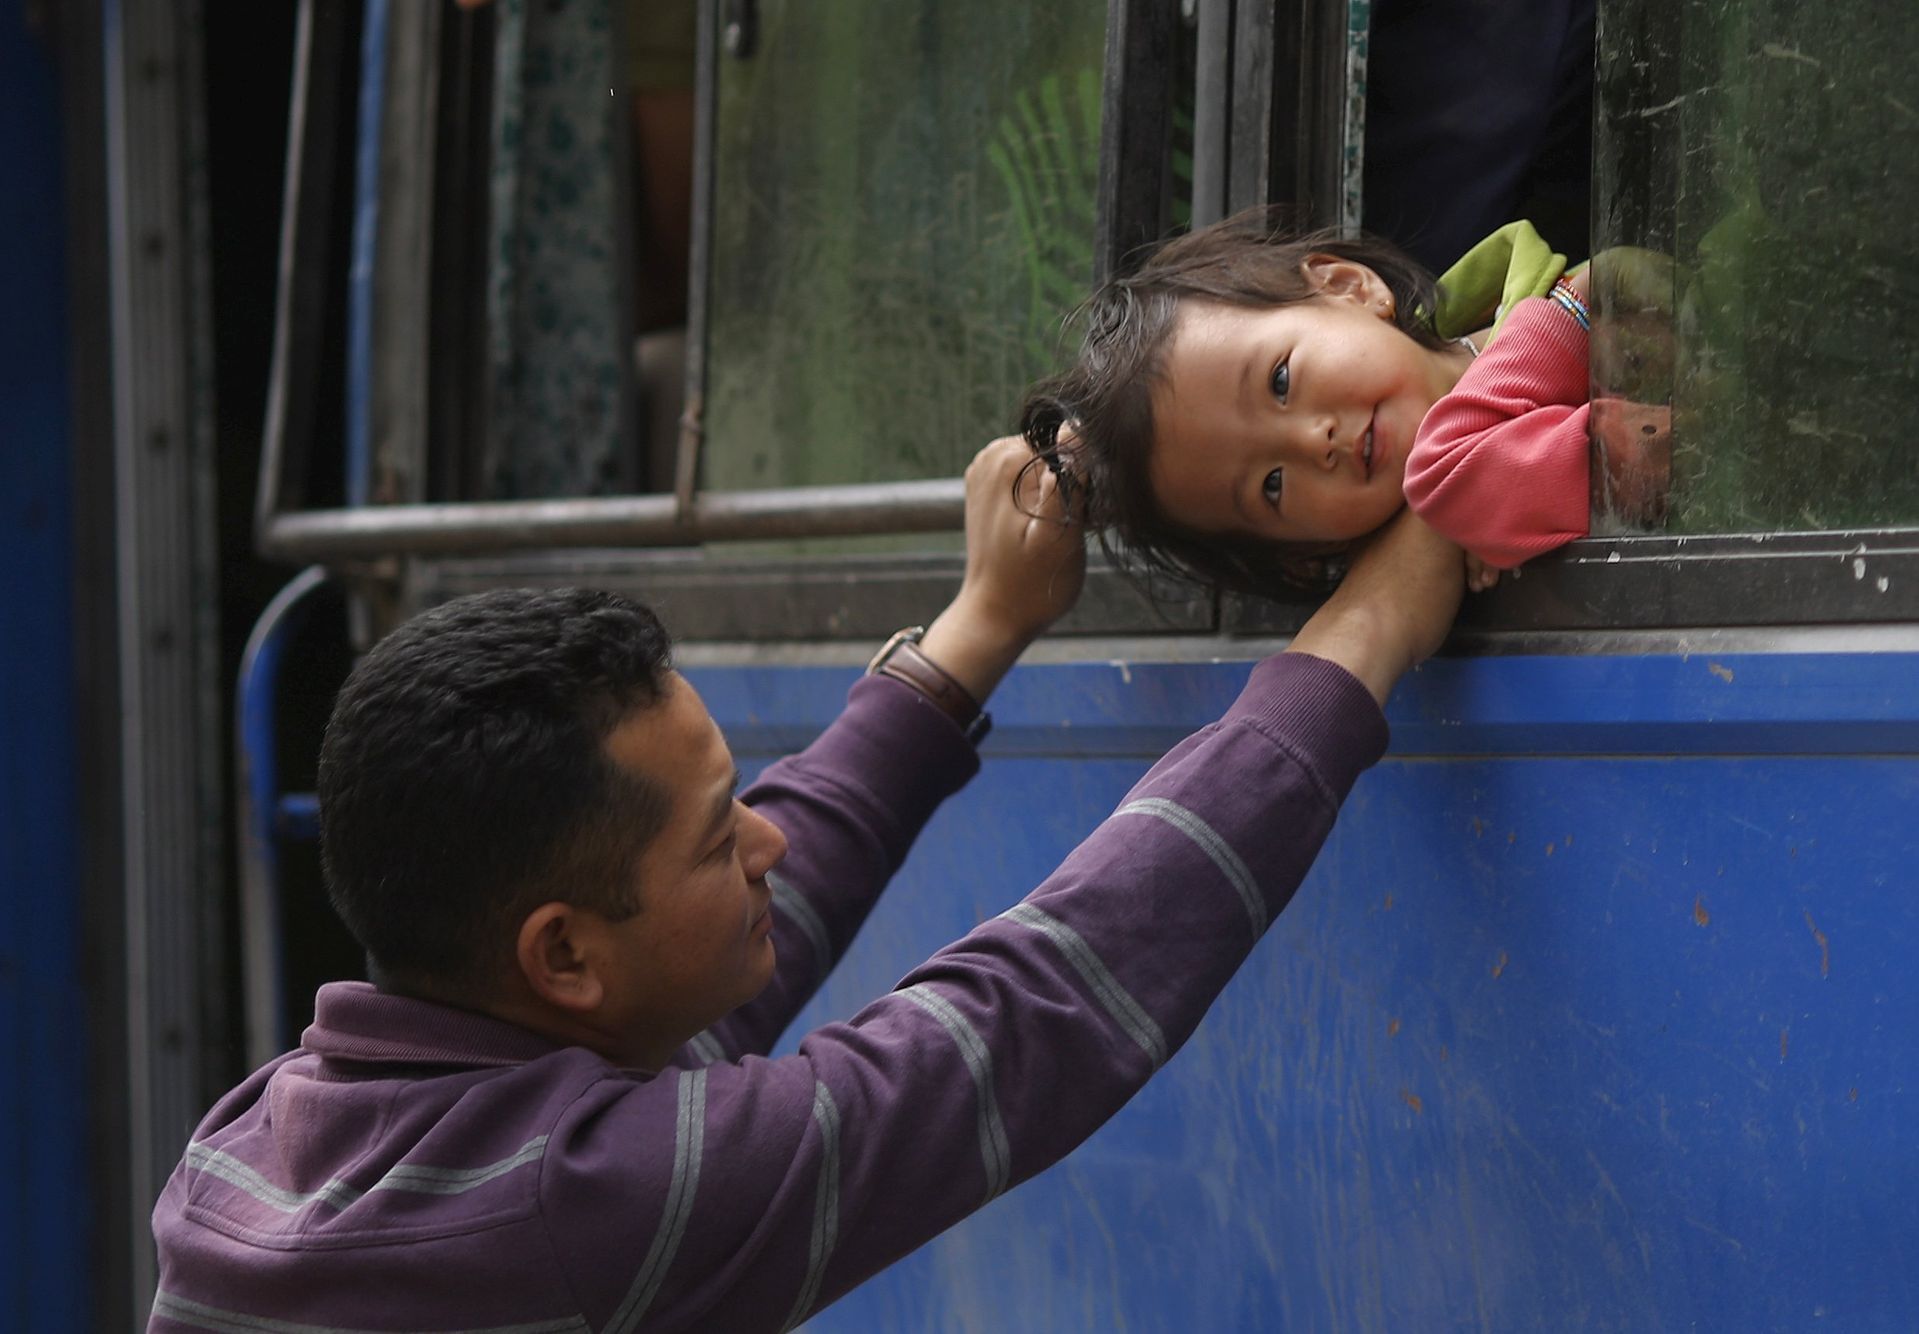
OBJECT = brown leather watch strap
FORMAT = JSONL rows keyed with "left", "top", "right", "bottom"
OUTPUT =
{"left": 867, "top": 627, "right": 989, "bottom": 742}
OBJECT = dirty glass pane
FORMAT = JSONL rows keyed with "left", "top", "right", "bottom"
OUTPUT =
{"left": 1591, "top": 0, "right": 1919, "bottom": 534}
{"left": 704, "top": 1, "right": 1105, "bottom": 490}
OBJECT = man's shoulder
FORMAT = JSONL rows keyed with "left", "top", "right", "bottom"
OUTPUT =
{"left": 152, "top": 1042, "right": 681, "bottom": 1314}
{"left": 151, "top": 1040, "right": 826, "bottom": 1330}
{"left": 153, "top": 1047, "right": 682, "bottom": 1326}
{"left": 173, "top": 1043, "right": 637, "bottom": 1228}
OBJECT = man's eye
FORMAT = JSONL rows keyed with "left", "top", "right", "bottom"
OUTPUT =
{"left": 1269, "top": 359, "right": 1291, "bottom": 402}
{"left": 1262, "top": 468, "right": 1284, "bottom": 505}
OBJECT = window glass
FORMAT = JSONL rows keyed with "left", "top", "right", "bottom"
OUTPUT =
{"left": 703, "top": 1, "right": 1106, "bottom": 490}
{"left": 1591, "top": 0, "right": 1919, "bottom": 535}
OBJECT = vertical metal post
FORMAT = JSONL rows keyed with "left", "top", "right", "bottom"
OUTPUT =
{"left": 100, "top": 0, "right": 225, "bottom": 1316}
{"left": 1096, "top": 0, "right": 1180, "bottom": 282}
{"left": 345, "top": 0, "right": 390, "bottom": 511}
{"left": 361, "top": 0, "right": 442, "bottom": 508}
{"left": 1226, "top": 0, "right": 1275, "bottom": 213}
{"left": 675, "top": 0, "right": 721, "bottom": 511}
{"left": 1223, "top": 0, "right": 1355, "bottom": 229}
{"left": 258, "top": 0, "right": 360, "bottom": 531}
{"left": 427, "top": 0, "right": 495, "bottom": 503}
{"left": 1190, "top": 0, "right": 1234, "bottom": 228}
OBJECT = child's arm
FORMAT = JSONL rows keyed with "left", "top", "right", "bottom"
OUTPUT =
{"left": 1402, "top": 295, "right": 1591, "bottom": 570}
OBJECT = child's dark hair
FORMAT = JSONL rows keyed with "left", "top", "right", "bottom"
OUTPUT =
{"left": 1020, "top": 207, "right": 1446, "bottom": 597}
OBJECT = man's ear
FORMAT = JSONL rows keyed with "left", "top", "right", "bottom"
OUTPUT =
{"left": 1301, "top": 254, "right": 1392, "bottom": 313}
{"left": 515, "top": 902, "right": 605, "bottom": 1014}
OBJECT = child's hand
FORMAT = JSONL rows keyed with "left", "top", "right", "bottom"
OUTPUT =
{"left": 1465, "top": 555, "right": 1501, "bottom": 593}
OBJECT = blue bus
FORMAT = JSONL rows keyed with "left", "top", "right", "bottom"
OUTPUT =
{"left": 8, "top": 0, "right": 1915, "bottom": 1326}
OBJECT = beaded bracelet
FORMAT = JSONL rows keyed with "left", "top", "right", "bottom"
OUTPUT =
{"left": 1548, "top": 277, "right": 1591, "bottom": 332}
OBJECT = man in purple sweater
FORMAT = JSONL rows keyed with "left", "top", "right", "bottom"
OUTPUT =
{"left": 150, "top": 438, "right": 1462, "bottom": 1331}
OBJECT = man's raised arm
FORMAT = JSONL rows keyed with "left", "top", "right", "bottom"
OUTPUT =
{"left": 552, "top": 496, "right": 1465, "bottom": 1330}
{"left": 704, "top": 438, "right": 1088, "bottom": 1059}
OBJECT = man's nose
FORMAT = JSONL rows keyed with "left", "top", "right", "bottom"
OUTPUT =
{"left": 739, "top": 804, "right": 788, "bottom": 880}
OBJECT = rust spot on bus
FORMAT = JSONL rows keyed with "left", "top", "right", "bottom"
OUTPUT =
{"left": 1803, "top": 909, "right": 1831, "bottom": 977}
{"left": 1693, "top": 896, "right": 1711, "bottom": 927}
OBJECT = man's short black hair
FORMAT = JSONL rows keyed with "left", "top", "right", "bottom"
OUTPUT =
{"left": 318, "top": 588, "right": 676, "bottom": 993}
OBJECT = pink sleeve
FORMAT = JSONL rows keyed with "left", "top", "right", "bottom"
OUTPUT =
{"left": 1403, "top": 298, "right": 1592, "bottom": 569}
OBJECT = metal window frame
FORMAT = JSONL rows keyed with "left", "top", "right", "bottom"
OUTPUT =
{"left": 257, "top": 0, "right": 1919, "bottom": 636}
{"left": 1097, "top": 0, "right": 1181, "bottom": 281}
{"left": 256, "top": 0, "right": 973, "bottom": 568}
{"left": 252, "top": 0, "right": 1186, "bottom": 570}
{"left": 1192, "top": 0, "right": 1355, "bottom": 230}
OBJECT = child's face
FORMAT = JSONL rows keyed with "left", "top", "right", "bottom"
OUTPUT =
{"left": 1148, "top": 259, "right": 1465, "bottom": 547}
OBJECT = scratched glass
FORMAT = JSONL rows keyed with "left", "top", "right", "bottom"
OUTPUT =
{"left": 702, "top": 0, "right": 1105, "bottom": 491}
{"left": 1591, "top": 0, "right": 1919, "bottom": 535}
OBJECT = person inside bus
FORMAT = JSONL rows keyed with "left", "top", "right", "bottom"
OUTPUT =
{"left": 1361, "top": 0, "right": 1595, "bottom": 277}
{"left": 1018, "top": 209, "right": 1667, "bottom": 599}
{"left": 148, "top": 436, "right": 1464, "bottom": 1332}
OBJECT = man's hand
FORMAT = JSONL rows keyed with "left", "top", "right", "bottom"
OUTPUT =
{"left": 1286, "top": 508, "right": 1465, "bottom": 706}
{"left": 1465, "top": 553, "right": 1501, "bottom": 594}
{"left": 918, "top": 436, "right": 1087, "bottom": 704}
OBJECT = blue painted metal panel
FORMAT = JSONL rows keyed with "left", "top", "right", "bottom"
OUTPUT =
{"left": 684, "top": 650, "right": 1919, "bottom": 1332}
{"left": 0, "top": 2, "right": 90, "bottom": 1327}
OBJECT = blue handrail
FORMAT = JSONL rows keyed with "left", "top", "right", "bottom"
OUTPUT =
{"left": 235, "top": 565, "right": 330, "bottom": 1070}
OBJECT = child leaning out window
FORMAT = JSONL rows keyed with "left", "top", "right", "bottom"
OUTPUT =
{"left": 1020, "top": 210, "right": 1601, "bottom": 596}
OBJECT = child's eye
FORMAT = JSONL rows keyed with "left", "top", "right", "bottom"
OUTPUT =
{"left": 1269, "top": 359, "right": 1291, "bottom": 403}
{"left": 1262, "top": 468, "right": 1284, "bottom": 506}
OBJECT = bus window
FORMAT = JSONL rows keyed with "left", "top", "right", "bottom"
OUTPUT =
{"left": 1592, "top": 0, "right": 1919, "bottom": 537}
{"left": 265, "top": 0, "right": 1918, "bottom": 633}
{"left": 700, "top": 1, "right": 1106, "bottom": 494}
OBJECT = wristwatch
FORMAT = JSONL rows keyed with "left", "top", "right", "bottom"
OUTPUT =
{"left": 866, "top": 626, "right": 993, "bottom": 745}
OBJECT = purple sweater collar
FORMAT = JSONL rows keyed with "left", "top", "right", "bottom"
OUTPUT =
{"left": 302, "top": 980, "right": 563, "bottom": 1070}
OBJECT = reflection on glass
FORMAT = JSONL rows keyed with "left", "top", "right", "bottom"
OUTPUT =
{"left": 704, "top": 1, "right": 1105, "bottom": 489}
{"left": 1593, "top": 0, "right": 1919, "bottom": 534}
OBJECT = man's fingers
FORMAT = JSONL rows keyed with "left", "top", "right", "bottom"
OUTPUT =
{"left": 1013, "top": 456, "right": 1064, "bottom": 518}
